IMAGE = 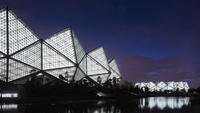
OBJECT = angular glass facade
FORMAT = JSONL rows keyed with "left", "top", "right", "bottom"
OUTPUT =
{"left": 85, "top": 47, "right": 110, "bottom": 83}
{"left": 0, "top": 8, "right": 122, "bottom": 85}
{"left": 0, "top": 8, "right": 40, "bottom": 82}
{"left": 135, "top": 81, "right": 189, "bottom": 92}
{"left": 108, "top": 59, "right": 121, "bottom": 80}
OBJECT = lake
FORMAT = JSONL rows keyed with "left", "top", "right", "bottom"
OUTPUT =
{"left": 1, "top": 97, "right": 200, "bottom": 113}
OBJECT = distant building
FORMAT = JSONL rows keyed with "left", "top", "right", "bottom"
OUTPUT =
{"left": 0, "top": 7, "right": 121, "bottom": 85}
{"left": 135, "top": 81, "right": 189, "bottom": 92}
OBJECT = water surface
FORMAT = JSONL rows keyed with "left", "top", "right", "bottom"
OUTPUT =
{"left": 1, "top": 96, "right": 199, "bottom": 113}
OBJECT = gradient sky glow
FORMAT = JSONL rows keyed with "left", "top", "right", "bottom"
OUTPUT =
{"left": 0, "top": 0, "right": 200, "bottom": 87}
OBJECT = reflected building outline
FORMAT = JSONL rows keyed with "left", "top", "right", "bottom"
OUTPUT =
{"left": 139, "top": 97, "right": 190, "bottom": 110}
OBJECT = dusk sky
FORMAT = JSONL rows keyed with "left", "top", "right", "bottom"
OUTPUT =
{"left": 0, "top": 0, "right": 200, "bottom": 87}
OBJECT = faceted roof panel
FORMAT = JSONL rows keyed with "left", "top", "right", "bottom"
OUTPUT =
{"left": 8, "top": 11, "right": 39, "bottom": 54}
{"left": 12, "top": 41, "right": 41, "bottom": 69}
{"left": 0, "top": 9, "right": 7, "bottom": 54}
{"left": 147, "top": 82, "right": 155, "bottom": 88}
{"left": 45, "top": 67, "right": 76, "bottom": 82}
{"left": 8, "top": 59, "right": 39, "bottom": 82}
{"left": 73, "top": 67, "right": 85, "bottom": 81}
{"left": 157, "top": 81, "right": 167, "bottom": 89}
{"left": 0, "top": 58, "right": 6, "bottom": 81}
{"left": 74, "top": 55, "right": 87, "bottom": 81}
{"left": 166, "top": 82, "right": 175, "bottom": 89}
{"left": 183, "top": 82, "right": 189, "bottom": 89}
{"left": 140, "top": 82, "right": 147, "bottom": 87}
{"left": 72, "top": 31, "right": 85, "bottom": 63}
{"left": 88, "top": 47, "right": 109, "bottom": 70}
{"left": 109, "top": 59, "right": 120, "bottom": 75}
{"left": 79, "top": 55, "right": 86, "bottom": 74}
{"left": 108, "top": 59, "right": 121, "bottom": 79}
{"left": 177, "top": 82, "right": 187, "bottom": 90}
{"left": 86, "top": 55, "right": 109, "bottom": 75}
{"left": 86, "top": 47, "right": 110, "bottom": 83}
{"left": 42, "top": 43, "right": 74, "bottom": 70}
{"left": 45, "top": 28, "right": 76, "bottom": 63}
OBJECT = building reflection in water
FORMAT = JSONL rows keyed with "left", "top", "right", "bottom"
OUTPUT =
{"left": 139, "top": 97, "right": 190, "bottom": 110}
{"left": 0, "top": 97, "right": 194, "bottom": 113}
{"left": 0, "top": 104, "right": 18, "bottom": 111}
{"left": 88, "top": 106, "right": 121, "bottom": 113}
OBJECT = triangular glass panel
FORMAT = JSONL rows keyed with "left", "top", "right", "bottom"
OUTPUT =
{"left": 157, "top": 81, "right": 167, "bottom": 89}
{"left": 45, "top": 67, "right": 76, "bottom": 82}
{"left": 79, "top": 55, "right": 86, "bottom": 74}
{"left": 89, "top": 73, "right": 109, "bottom": 84}
{"left": 88, "top": 47, "right": 109, "bottom": 70}
{"left": 43, "top": 43, "right": 74, "bottom": 70}
{"left": 166, "top": 82, "right": 175, "bottom": 90}
{"left": 12, "top": 41, "right": 41, "bottom": 69}
{"left": 0, "top": 58, "right": 6, "bottom": 82}
{"left": 74, "top": 67, "right": 86, "bottom": 81}
{"left": 45, "top": 28, "right": 76, "bottom": 63}
{"left": 8, "top": 11, "right": 39, "bottom": 54}
{"left": 108, "top": 59, "right": 121, "bottom": 79}
{"left": 109, "top": 68, "right": 120, "bottom": 80}
{"left": 86, "top": 56, "right": 109, "bottom": 75}
{"left": 109, "top": 59, "right": 120, "bottom": 75}
{"left": 0, "top": 9, "right": 7, "bottom": 54}
{"left": 8, "top": 59, "right": 39, "bottom": 82}
{"left": 72, "top": 31, "right": 85, "bottom": 63}
{"left": 147, "top": 82, "right": 156, "bottom": 89}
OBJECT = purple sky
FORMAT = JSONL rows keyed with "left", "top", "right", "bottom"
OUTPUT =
{"left": 1, "top": 0, "right": 200, "bottom": 87}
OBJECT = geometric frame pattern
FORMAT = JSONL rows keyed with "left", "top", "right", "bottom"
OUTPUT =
{"left": 108, "top": 59, "right": 121, "bottom": 83}
{"left": 135, "top": 81, "right": 190, "bottom": 92}
{"left": 0, "top": 7, "right": 122, "bottom": 85}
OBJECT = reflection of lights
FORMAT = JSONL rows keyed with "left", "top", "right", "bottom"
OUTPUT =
{"left": 139, "top": 97, "right": 190, "bottom": 110}
{"left": 148, "top": 97, "right": 156, "bottom": 109}
{"left": 96, "top": 92, "right": 106, "bottom": 97}
{"left": 140, "top": 98, "right": 145, "bottom": 108}
{"left": 1, "top": 104, "right": 18, "bottom": 111}
{"left": 88, "top": 106, "right": 121, "bottom": 113}
{"left": 156, "top": 97, "right": 167, "bottom": 110}
{"left": 97, "top": 101, "right": 105, "bottom": 106}
{"left": 1, "top": 93, "right": 18, "bottom": 98}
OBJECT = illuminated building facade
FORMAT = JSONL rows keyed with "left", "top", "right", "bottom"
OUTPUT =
{"left": 0, "top": 7, "right": 121, "bottom": 85}
{"left": 135, "top": 81, "right": 189, "bottom": 92}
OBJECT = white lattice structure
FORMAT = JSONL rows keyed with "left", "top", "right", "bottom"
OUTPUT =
{"left": 44, "top": 28, "right": 86, "bottom": 82}
{"left": 108, "top": 59, "right": 121, "bottom": 84}
{"left": 135, "top": 81, "right": 189, "bottom": 92}
{"left": 0, "top": 7, "right": 122, "bottom": 85}
{"left": 85, "top": 47, "right": 110, "bottom": 84}
{"left": 0, "top": 8, "right": 40, "bottom": 82}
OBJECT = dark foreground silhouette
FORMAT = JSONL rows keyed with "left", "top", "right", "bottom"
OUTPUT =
{"left": 1, "top": 97, "right": 200, "bottom": 113}
{"left": 0, "top": 79, "right": 200, "bottom": 102}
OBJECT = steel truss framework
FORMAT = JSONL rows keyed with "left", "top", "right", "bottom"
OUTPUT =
{"left": 135, "top": 81, "right": 190, "bottom": 92}
{"left": 0, "top": 7, "right": 122, "bottom": 84}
